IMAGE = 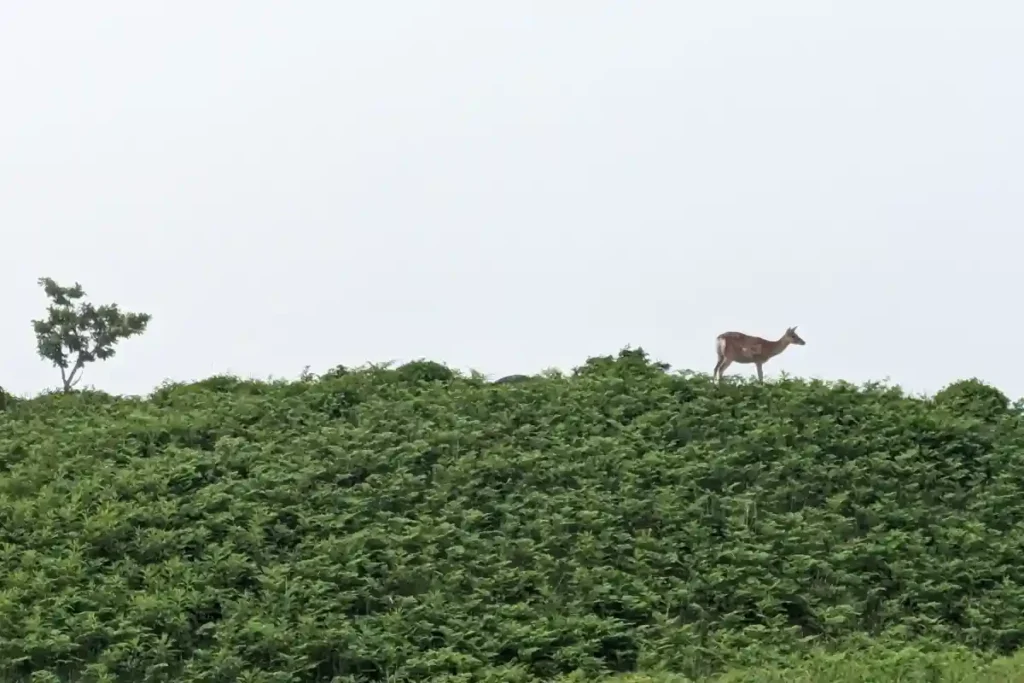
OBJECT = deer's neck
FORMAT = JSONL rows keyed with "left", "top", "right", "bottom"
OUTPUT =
{"left": 765, "top": 336, "right": 790, "bottom": 359}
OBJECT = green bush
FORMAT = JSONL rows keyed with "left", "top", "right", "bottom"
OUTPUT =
{"left": 934, "top": 378, "right": 1010, "bottom": 422}
{"left": 572, "top": 346, "right": 670, "bottom": 380}
{"left": 2, "top": 354, "right": 1024, "bottom": 681}
{"left": 393, "top": 359, "right": 457, "bottom": 384}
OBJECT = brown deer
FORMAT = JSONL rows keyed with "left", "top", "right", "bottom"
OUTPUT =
{"left": 713, "top": 326, "right": 805, "bottom": 383}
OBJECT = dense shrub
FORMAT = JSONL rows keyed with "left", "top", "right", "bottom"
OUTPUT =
{"left": 493, "top": 374, "right": 534, "bottom": 384}
{"left": 393, "top": 359, "right": 457, "bottom": 384}
{"left": 572, "top": 346, "right": 670, "bottom": 380}
{"left": 2, "top": 355, "right": 1024, "bottom": 681}
{"left": 934, "top": 378, "right": 1010, "bottom": 422}
{"left": 610, "top": 643, "right": 1024, "bottom": 682}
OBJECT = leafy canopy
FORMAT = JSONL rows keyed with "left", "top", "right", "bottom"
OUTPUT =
{"left": 31, "top": 277, "right": 151, "bottom": 393}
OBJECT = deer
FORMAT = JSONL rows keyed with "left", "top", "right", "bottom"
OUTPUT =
{"left": 713, "top": 326, "right": 805, "bottom": 383}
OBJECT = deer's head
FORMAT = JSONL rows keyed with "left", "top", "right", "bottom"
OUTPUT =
{"left": 784, "top": 326, "right": 806, "bottom": 345}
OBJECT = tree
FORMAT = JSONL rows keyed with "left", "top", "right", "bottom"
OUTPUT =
{"left": 31, "top": 277, "right": 151, "bottom": 393}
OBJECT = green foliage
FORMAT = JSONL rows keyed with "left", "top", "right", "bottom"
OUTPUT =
{"left": 149, "top": 375, "right": 273, "bottom": 407}
{"left": 3, "top": 353, "right": 1024, "bottom": 681}
{"left": 607, "top": 642, "right": 1024, "bottom": 682}
{"left": 321, "top": 363, "right": 351, "bottom": 380}
{"left": 31, "top": 277, "right": 151, "bottom": 393}
{"left": 493, "top": 374, "right": 534, "bottom": 384}
{"left": 393, "top": 359, "right": 456, "bottom": 384}
{"left": 934, "top": 378, "right": 1010, "bottom": 422}
{"left": 573, "top": 346, "right": 670, "bottom": 380}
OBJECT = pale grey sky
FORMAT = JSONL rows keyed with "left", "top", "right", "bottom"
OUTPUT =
{"left": 2, "top": 2, "right": 1022, "bottom": 399}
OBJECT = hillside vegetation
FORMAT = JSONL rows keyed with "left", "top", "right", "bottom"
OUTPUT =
{"left": 2, "top": 350, "right": 1024, "bottom": 682}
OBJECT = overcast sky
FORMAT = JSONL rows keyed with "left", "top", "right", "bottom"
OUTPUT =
{"left": 2, "top": 2, "right": 1021, "bottom": 399}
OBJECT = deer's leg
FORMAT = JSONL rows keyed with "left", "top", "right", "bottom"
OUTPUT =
{"left": 756, "top": 362, "right": 763, "bottom": 382}
{"left": 716, "top": 358, "right": 733, "bottom": 382}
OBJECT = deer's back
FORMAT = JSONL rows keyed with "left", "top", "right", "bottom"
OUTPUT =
{"left": 717, "top": 331, "right": 773, "bottom": 362}
{"left": 718, "top": 331, "right": 770, "bottom": 345}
